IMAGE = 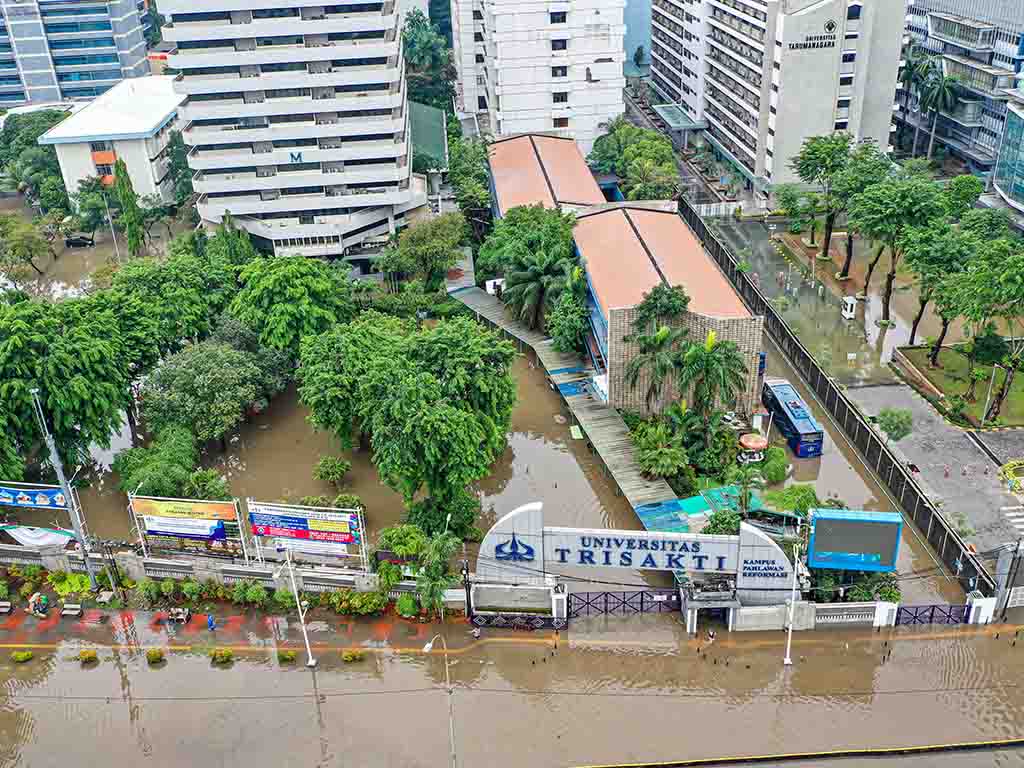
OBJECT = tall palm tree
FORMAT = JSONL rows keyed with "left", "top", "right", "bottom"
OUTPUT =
{"left": 501, "top": 244, "right": 573, "bottom": 331}
{"left": 897, "top": 46, "right": 924, "bottom": 149}
{"left": 910, "top": 57, "right": 936, "bottom": 157}
{"left": 922, "top": 73, "right": 960, "bottom": 160}
{"left": 625, "top": 325, "right": 689, "bottom": 412}
{"left": 726, "top": 464, "right": 765, "bottom": 517}
{"left": 675, "top": 330, "right": 748, "bottom": 447}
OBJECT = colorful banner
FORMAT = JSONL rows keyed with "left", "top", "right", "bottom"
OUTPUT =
{"left": 272, "top": 538, "right": 349, "bottom": 557}
{"left": 0, "top": 484, "right": 68, "bottom": 510}
{"left": 144, "top": 516, "right": 226, "bottom": 541}
{"left": 249, "top": 502, "right": 362, "bottom": 545}
{"left": 132, "top": 497, "right": 237, "bottom": 521}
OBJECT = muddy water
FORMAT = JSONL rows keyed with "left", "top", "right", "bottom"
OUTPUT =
{"left": 0, "top": 624, "right": 1023, "bottom": 767}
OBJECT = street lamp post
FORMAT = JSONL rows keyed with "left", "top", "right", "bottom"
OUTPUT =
{"left": 277, "top": 546, "right": 316, "bottom": 668}
{"left": 783, "top": 541, "right": 801, "bottom": 667}
{"left": 424, "top": 633, "right": 457, "bottom": 768}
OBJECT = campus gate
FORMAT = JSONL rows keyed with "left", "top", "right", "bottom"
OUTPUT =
{"left": 894, "top": 603, "right": 968, "bottom": 625}
{"left": 568, "top": 590, "right": 680, "bottom": 618}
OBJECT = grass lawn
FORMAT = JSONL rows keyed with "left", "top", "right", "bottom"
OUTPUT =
{"left": 903, "top": 346, "right": 1024, "bottom": 427}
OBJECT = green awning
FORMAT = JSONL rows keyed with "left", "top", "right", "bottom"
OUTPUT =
{"left": 409, "top": 101, "right": 448, "bottom": 171}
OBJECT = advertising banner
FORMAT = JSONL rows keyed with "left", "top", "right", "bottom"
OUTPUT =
{"left": 144, "top": 516, "right": 226, "bottom": 541}
{"left": 132, "top": 497, "right": 237, "bottom": 521}
{"left": 0, "top": 483, "right": 68, "bottom": 510}
{"left": 249, "top": 503, "right": 362, "bottom": 545}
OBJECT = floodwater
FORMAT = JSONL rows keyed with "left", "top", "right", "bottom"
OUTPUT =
{"left": 0, "top": 617, "right": 1022, "bottom": 767}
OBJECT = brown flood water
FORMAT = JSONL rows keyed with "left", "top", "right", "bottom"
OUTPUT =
{"left": 0, "top": 622, "right": 1022, "bottom": 767}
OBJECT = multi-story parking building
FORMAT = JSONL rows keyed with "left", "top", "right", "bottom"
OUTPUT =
{"left": 649, "top": 0, "right": 906, "bottom": 203}
{"left": 452, "top": 0, "right": 626, "bottom": 153}
{"left": 161, "top": 0, "right": 426, "bottom": 259}
{"left": 0, "top": 0, "right": 149, "bottom": 107}
{"left": 899, "top": 0, "right": 1024, "bottom": 182}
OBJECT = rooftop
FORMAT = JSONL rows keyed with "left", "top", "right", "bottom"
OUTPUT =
{"left": 37, "top": 76, "right": 185, "bottom": 145}
{"left": 573, "top": 205, "right": 750, "bottom": 319}
{"left": 410, "top": 100, "right": 448, "bottom": 171}
{"left": 488, "top": 133, "right": 605, "bottom": 215}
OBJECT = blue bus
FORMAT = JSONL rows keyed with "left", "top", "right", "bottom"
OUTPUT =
{"left": 762, "top": 379, "right": 824, "bottom": 458}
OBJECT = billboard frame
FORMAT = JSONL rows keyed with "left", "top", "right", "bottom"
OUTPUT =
{"left": 247, "top": 499, "right": 367, "bottom": 570}
{"left": 129, "top": 494, "right": 249, "bottom": 562}
{"left": 807, "top": 508, "right": 902, "bottom": 573}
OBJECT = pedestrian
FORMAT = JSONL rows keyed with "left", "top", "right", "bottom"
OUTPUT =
{"left": 207, "top": 614, "right": 216, "bottom": 632}
{"left": 943, "top": 465, "right": 950, "bottom": 479}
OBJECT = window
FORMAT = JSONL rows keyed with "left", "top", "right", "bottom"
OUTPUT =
{"left": 473, "top": 32, "right": 483, "bottom": 41}
{"left": 95, "top": 164, "right": 112, "bottom": 176}
{"left": 551, "top": 65, "right": 567, "bottom": 77}
{"left": 475, "top": 53, "right": 484, "bottom": 63}
{"left": 834, "top": 121, "right": 848, "bottom": 130}
{"left": 768, "top": 127, "right": 775, "bottom": 136}
{"left": 553, "top": 117, "right": 569, "bottom": 128}
{"left": 90, "top": 141, "right": 111, "bottom": 152}
{"left": 773, "top": 61, "right": 780, "bottom": 69}
{"left": 551, "top": 38, "right": 567, "bottom": 51}
{"left": 769, "top": 105, "right": 776, "bottom": 114}
{"left": 553, "top": 91, "right": 568, "bottom": 103}
{"left": 842, "top": 53, "right": 856, "bottom": 63}
{"left": 847, "top": 4, "right": 861, "bottom": 20}
{"left": 472, "top": 10, "right": 483, "bottom": 19}
{"left": 837, "top": 98, "right": 851, "bottom": 108}
{"left": 840, "top": 75, "right": 854, "bottom": 86}
{"left": 477, "top": 95, "right": 487, "bottom": 110}
{"left": 550, "top": 11, "right": 566, "bottom": 23}
{"left": 772, "top": 83, "right": 778, "bottom": 92}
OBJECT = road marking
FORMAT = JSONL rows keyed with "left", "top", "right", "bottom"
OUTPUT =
{"left": 1001, "top": 505, "right": 1024, "bottom": 511}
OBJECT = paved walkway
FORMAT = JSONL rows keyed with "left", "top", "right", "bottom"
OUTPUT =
{"left": 845, "top": 384, "right": 1021, "bottom": 554}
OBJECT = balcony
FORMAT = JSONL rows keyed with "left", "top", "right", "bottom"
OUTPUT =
{"left": 196, "top": 182, "right": 415, "bottom": 219}
{"left": 183, "top": 114, "right": 405, "bottom": 145}
{"left": 928, "top": 12, "right": 995, "bottom": 52}
{"left": 942, "top": 98, "right": 984, "bottom": 127}
{"left": 179, "top": 89, "right": 402, "bottom": 122}
{"left": 193, "top": 163, "right": 406, "bottom": 194}
{"left": 188, "top": 139, "right": 404, "bottom": 170}
{"left": 167, "top": 37, "right": 398, "bottom": 70}
{"left": 707, "top": 8, "right": 765, "bottom": 50}
{"left": 164, "top": 10, "right": 396, "bottom": 43}
{"left": 942, "top": 54, "right": 1014, "bottom": 98}
{"left": 706, "top": 55, "right": 760, "bottom": 96}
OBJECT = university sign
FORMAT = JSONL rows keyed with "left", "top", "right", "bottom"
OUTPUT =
{"left": 477, "top": 503, "right": 794, "bottom": 606}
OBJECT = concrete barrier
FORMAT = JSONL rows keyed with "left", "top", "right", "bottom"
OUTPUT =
{"left": 733, "top": 601, "right": 814, "bottom": 632}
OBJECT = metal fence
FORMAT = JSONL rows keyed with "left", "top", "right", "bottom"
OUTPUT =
{"left": 568, "top": 590, "right": 680, "bottom": 618}
{"left": 470, "top": 613, "right": 569, "bottom": 631}
{"left": 677, "top": 198, "right": 995, "bottom": 596}
{"left": 895, "top": 604, "right": 968, "bottom": 625}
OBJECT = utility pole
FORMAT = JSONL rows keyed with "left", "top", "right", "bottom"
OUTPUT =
{"left": 783, "top": 541, "right": 800, "bottom": 667}
{"left": 1001, "top": 538, "right": 1024, "bottom": 621}
{"left": 30, "top": 389, "right": 98, "bottom": 590}
{"left": 103, "top": 192, "right": 121, "bottom": 263}
{"left": 461, "top": 559, "right": 472, "bottom": 619}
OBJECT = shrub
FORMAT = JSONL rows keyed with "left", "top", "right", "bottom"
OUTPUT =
{"left": 51, "top": 573, "right": 90, "bottom": 599}
{"left": 314, "top": 456, "right": 352, "bottom": 488}
{"left": 299, "top": 495, "right": 331, "bottom": 508}
{"left": 244, "top": 582, "right": 268, "bottom": 608}
{"left": 136, "top": 578, "right": 161, "bottom": 607}
{"left": 0, "top": 581, "right": 7, "bottom": 601}
{"left": 273, "top": 588, "right": 295, "bottom": 612}
{"left": 160, "top": 579, "right": 177, "bottom": 600}
{"left": 406, "top": 489, "right": 480, "bottom": 539}
{"left": 6, "top": 565, "right": 22, "bottom": 580}
{"left": 341, "top": 649, "right": 365, "bottom": 663}
{"left": 877, "top": 408, "right": 913, "bottom": 443}
{"left": 47, "top": 570, "right": 68, "bottom": 586}
{"left": 181, "top": 580, "right": 202, "bottom": 603}
{"left": 22, "top": 565, "right": 43, "bottom": 581}
{"left": 200, "top": 579, "right": 220, "bottom": 600}
{"left": 277, "top": 650, "right": 298, "bottom": 664}
{"left": 396, "top": 593, "right": 418, "bottom": 618}
{"left": 760, "top": 446, "right": 790, "bottom": 485}
{"left": 210, "top": 648, "right": 234, "bottom": 665}
{"left": 376, "top": 561, "right": 403, "bottom": 594}
{"left": 764, "top": 484, "right": 820, "bottom": 517}
{"left": 667, "top": 464, "right": 698, "bottom": 497}
{"left": 376, "top": 524, "right": 428, "bottom": 559}
{"left": 78, "top": 649, "right": 98, "bottom": 664}
{"left": 19, "top": 582, "right": 35, "bottom": 599}
{"left": 231, "top": 580, "right": 249, "bottom": 605}
{"left": 146, "top": 648, "right": 165, "bottom": 665}
{"left": 10, "top": 651, "right": 33, "bottom": 664}
{"left": 333, "top": 493, "right": 363, "bottom": 511}
{"left": 328, "top": 589, "right": 388, "bottom": 616}
{"left": 702, "top": 509, "right": 741, "bottom": 535}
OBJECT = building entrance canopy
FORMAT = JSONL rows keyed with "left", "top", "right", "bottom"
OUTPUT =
{"left": 476, "top": 503, "right": 795, "bottom": 605}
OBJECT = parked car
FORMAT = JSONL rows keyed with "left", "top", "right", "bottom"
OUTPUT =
{"left": 64, "top": 233, "right": 94, "bottom": 248}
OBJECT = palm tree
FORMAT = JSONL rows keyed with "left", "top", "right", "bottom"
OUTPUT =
{"left": 501, "top": 245, "right": 574, "bottom": 331}
{"left": 922, "top": 73, "right": 959, "bottom": 160}
{"left": 897, "top": 46, "right": 924, "bottom": 149}
{"left": 910, "top": 57, "right": 936, "bottom": 157}
{"left": 726, "top": 464, "right": 765, "bottom": 517}
{"left": 675, "top": 330, "right": 748, "bottom": 447}
{"left": 624, "top": 325, "right": 689, "bottom": 412}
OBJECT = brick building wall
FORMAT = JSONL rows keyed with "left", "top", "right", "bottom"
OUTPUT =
{"left": 607, "top": 306, "right": 764, "bottom": 417}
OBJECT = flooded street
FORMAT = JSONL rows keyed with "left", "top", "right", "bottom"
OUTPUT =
{"left": 0, "top": 613, "right": 1022, "bottom": 767}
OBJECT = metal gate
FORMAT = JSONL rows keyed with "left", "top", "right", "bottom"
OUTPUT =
{"left": 895, "top": 604, "right": 968, "bottom": 625}
{"left": 568, "top": 590, "right": 680, "bottom": 618}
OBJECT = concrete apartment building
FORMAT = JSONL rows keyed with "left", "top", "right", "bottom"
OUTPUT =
{"left": 898, "top": 0, "right": 1024, "bottom": 183}
{"left": 452, "top": 0, "right": 626, "bottom": 153}
{"left": 161, "top": 0, "right": 427, "bottom": 259}
{"left": 0, "top": 0, "right": 149, "bottom": 107}
{"left": 38, "top": 75, "right": 183, "bottom": 201}
{"left": 649, "top": 0, "right": 906, "bottom": 203}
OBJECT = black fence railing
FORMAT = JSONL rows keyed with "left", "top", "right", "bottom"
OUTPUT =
{"left": 470, "top": 614, "right": 569, "bottom": 631}
{"left": 895, "top": 604, "right": 969, "bottom": 625}
{"left": 677, "top": 197, "right": 995, "bottom": 596}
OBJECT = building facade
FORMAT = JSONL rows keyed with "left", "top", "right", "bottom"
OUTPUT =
{"left": 452, "top": 0, "right": 626, "bottom": 154}
{"left": 0, "top": 0, "right": 149, "bottom": 108}
{"left": 649, "top": 0, "right": 906, "bottom": 202}
{"left": 38, "top": 75, "right": 182, "bottom": 201}
{"left": 900, "top": 0, "right": 1024, "bottom": 180}
{"left": 161, "top": 0, "right": 426, "bottom": 259}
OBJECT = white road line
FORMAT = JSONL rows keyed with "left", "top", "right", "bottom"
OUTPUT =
{"left": 1001, "top": 505, "right": 1024, "bottom": 511}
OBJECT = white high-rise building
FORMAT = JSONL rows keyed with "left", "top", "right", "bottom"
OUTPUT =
{"left": 452, "top": 0, "right": 626, "bottom": 153}
{"left": 650, "top": 0, "right": 906, "bottom": 203}
{"left": 161, "top": 0, "right": 426, "bottom": 260}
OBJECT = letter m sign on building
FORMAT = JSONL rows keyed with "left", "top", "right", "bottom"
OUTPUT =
{"left": 290, "top": 152, "right": 303, "bottom": 163}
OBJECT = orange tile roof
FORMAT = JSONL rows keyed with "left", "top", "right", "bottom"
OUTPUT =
{"left": 488, "top": 134, "right": 604, "bottom": 215}
{"left": 575, "top": 207, "right": 750, "bottom": 319}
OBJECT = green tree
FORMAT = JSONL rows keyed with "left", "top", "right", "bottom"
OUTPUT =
{"left": 773, "top": 183, "right": 819, "bottom": 245}
{"left": 633, "top": 421, "right": 688, "bottom": 478}
{"left": 633, "top": 45, "right": 645, "bottom": 67}
{"left": 376, "top": 523, "right": 429, "bottom": 560}
{"left": 848, "top": 176, "right": 945, "bottom": 324}
{"left": 145, "top": 0, "right": 164, "bottom": 45}
{"left": 548, "top": 290, "right": 588, "bottom": 354}
{"left": 140, "top": 341, "right": 262, "bottom": 444}
{"left": 407, "top": 487, "right": 480, "bottom": 538}
{"left": 764, "top": 484, "right": 819, "bottom": 517}
{"left": 113, "top": 158, "right": 145, "bottom": 257}
{"left": 314, "top": 456, "right": 352, "bottom": 488}
{"left": 416, "top": 532, "right": 459, "bottom": 617}
{"left": 38, "top": 175, "right": 69, "bottom": 214}
{"left": 166, "top": 130, "right": 194, "bottom": 203}
{"left": 382, "top": 211, "right": 464, "bottom": 291}
{"left": 623, "top": 156, "right": 678, "bottom": 200}
{"left": 943, "top": 174, "right": 984, "bottom": 221}
{"left": 0, "top": 109, "right": 68, "bottom": 167}
{"left": 402, "top": 8, "right": 455, "bottom": 110}
{"left": 477, "top": 204, "right": 575, "bottom": 277}
{"left": 909, "top": 56, "right": 936, "bottom": 157}
{"left": 631, "top": 283, "right": 690, "bottom": 334}
{"left": 675, "top": 330, "right": 748, "bottom": 446}
{"left": 876, "top": 408, "right": 913, "bottom": 442}
{"left": 71, "top": 176, "right": 118, "bottom": 238}
{"left": 897, "top": 46, "right": 926, "bottom": 146}
{"left": 0, "top": 407, "right": 24, "bottom": 480}
{"left": 725, "top": 464, "right": 765, "bottom": 516}
{"left": 921, "top": 73, "right": 959, "bottom": 161}
{"left": 0, "top": 215, "right": 46, "bottom": 283}
{"left": 229, "top": 257, "right": 354, "bottom": 357}
{"left": 501, "top": 245, "right": 574, "bottom": 331}
{"left": 112, "top": 425, "right": 197, "bottom": 497}
{"left": 702, "top": 508, "right": 741, "bottom": 535}
{"left": 901, "top": 221, "right": 976, "bottom": 345}
{"left": 448, "top": 137, "right": 491, "bottom": 242}
{"left": 625, "top": 325, "right": 689, "bottom": 412}
{"left": 982, "top": 247, "right": 1024, "bottom": 421}
{"left": 829, "top": 140, "right": 892, "bottom": 279}
{"left": 790, "top": 132, "right": 853, "bottom": 260}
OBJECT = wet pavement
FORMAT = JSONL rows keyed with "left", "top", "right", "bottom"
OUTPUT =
{"left": 0, "top": 608, "right": 1023, "bottom": 767}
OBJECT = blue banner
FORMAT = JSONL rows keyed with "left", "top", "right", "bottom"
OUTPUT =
{"left": 0, "top": 485, "right": 68, "bottom": 510}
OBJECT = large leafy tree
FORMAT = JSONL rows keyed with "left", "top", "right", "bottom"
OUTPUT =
{"left": 984, "top": 247, "right": 1024, "bottom": 421}
{"left": 790, "top": 132, "right": 853, "bottom": 261}
{"left": 901, "top": 221, "right": 977, "bottom": 346}
{"left": 0, "top": 214, "right": 47, "bottom": 285}
{"left": 944, "top": 174, "right": 985, "bottom": 221}
{"left": 167, "top": 130, "right": 194, "bottom": 203}
{"left": 448, "top": 137, "right": 491, "bottom": 243}
{"left": 113, "top": 158, "right": 145, "bottom": 258}
{"left": 477, "top": 204, "right": 575, "bottom": 277}
{"left": 675, "top": 330, "right": 748, "bottom": 447}
{"left": 588, "top": 116, "right": 677, "bottom": 196}
{"left": 416, "top": 532, "right": 459, "bottom": 617}
{"left": 502, "top": 244, "right": 574, "bottom": 330}
{"left": 625, "top": 325, "right": 689, "bottom": 412}
{"left": 624, "top": 157, "right": 678, "bottom": 200}
{"left": 829, "top": 140, "right": 892, "bottom": 279}
{"left": 0, "top": 406, "right": 23, "bottom": 480}
{"left": 402, "top": 8, "right": 455, "bottom": 111}
{"left": 848, "top": 176, "right": 945, "bottom": 324}
{"left": 140, "top": 340, "right": 262, "bottom": 444}
{"left": 229, "top": 256, "right": 355, "bottom": 357}
{"left": 0, "top": 110, "right": 68, "bottom": 166}
{"left": 379, "top": 211, "right": 465, "bottom": 291}
{"left": 631, "top": 283, "right": 690, "bottom": 334}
